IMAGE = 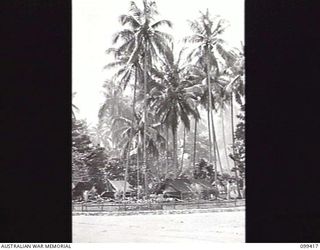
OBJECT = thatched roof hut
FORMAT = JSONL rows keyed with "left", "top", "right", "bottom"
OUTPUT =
{"left": 155, "top": 178, "right": 218, "bottom": 199}
{"left": 155, "top": 179, "right": 194, "bottom": 199}
{"left": 101, "top": 179, "right": 134, "bottom": 198}
{"left": 72, "top": 181, "right": 94, "bottom": 200}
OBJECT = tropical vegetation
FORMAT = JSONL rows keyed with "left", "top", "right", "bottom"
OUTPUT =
{"left": 72, "top": 0, "right": 245, "bottom": 200}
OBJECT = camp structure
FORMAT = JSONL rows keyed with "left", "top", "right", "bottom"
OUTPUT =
{"left": 101, "top": 179, "right": 134, "bottom": 198}
{"left": 155, "top": 178, "right": 218, "bottom": 200}
{"left": 155, "top": 179, "right": 195, "bottom": 199}
{"left": 72, "top": 181, "right": 96, "bottom": 201}
{"left": 190, "top": 179, "right": 219, "bottom": 199}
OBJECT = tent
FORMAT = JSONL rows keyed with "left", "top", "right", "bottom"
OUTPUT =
{"left": 72, "top": 181, "right": 94, "bottom": 200}
{"left": 155, "top": 178, "right": 218, "bottom": 200}
{"left": 101, "top": 179, "right": 134, "bottom": 198}
{"left": 190, "top": 179, "right": 219, "bottom": 199}
{"left": 155, "top": 179, "right": 195, "bottom": 199}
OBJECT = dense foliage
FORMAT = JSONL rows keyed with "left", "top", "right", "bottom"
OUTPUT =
{"left": 72, "top": 0, "right": 245, "bottom": 199}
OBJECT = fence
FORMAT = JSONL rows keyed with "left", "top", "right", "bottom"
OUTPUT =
{"left": 72, "top": 199, "right": 245, "bottom": 213}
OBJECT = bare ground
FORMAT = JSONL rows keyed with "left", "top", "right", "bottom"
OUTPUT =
{"left": 73, "top": 211, "right": 245, "bottom": 243}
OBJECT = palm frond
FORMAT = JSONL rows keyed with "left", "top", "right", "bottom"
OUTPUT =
{"left": 187, "top": 20, "right": 203, "bottom": 35}
{"left": 151, "top": 19, "right": 172, "bottom": 29}
{"left": 112, "top": 116, "right": 132, "bottom": 127}
{"left": 104, "top": 60, "right": 126, "bottom": 70}
{"left": 112, "top": 29, "right": 134, "bottom": 44}
{"left": 119, "top": 14, "right": 141, "bottom": 29}
{"left": 183, "top": 34, "right": 204, "bottom": 44}
{"left": 129, "top": 1, "right": 142, "bottom": 20}
{"left": 154, "top": 30, "right": 172, "bottom": 43}
{"left": 216, "top": 42, "right": 238, "bottom": 66}
{"left": 151, "top": 35, "right": 172, "bottom": 62}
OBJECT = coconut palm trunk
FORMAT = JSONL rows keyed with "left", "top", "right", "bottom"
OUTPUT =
{"left": 207, "top": 108, "right": 212, "bottom": 163}
{"left": 165, "top": 126, "right": 169, "bottom": 176}
{"left": 123, "top": 141, "right": 131, "bottom": 199}
{"left": 143, "top": 44, "right": 148, "bottom": 196}
{"left": 211, "top": 109, "right": 223, "bottom": 174}
{"left": 123, "top": 70, "right": 138, "bottom": 200}
{"left": 172, "top": 126, "right": 178, "bottom": 175}
{"left": 180, "top": 126, "right": 186, "bottom": 173}
{"left": 231, "top": 91, "right": 242, "bottom": 198}
{"left": 221, "top": 107, "right": 231, "bottom": 171}
{"left": 136, "top": 146, "right": 140, "bottom": 198}
{"left": 193, "top": 119, "right": 198, "bottom": 169}
{"left": 214, "top": 130, "right": 223, "bottom": 174}
{"left": 206, "top": 48, "right": 216, "bottom": 183}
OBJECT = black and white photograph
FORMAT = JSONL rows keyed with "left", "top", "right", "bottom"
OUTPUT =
{"left": 72, "top": 0, "right": 245, "bottom": 242}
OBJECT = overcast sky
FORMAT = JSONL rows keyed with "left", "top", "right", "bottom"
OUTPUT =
{"left": 72, "top": 0, "right": 244, "bottom": 127}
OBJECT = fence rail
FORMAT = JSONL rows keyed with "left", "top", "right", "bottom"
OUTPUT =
{"left": 72, "top": 199, "right": 245, "bottom": 213}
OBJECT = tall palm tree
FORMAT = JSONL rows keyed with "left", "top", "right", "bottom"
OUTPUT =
{"left": 98, "top": 80, "right": 132, "bottom": 158}
{"left": 111, "top": 111, "right": 165, "bottom": 195}
{"left": 186, "top": 64, "right": 224, "bottom": 174}
{"left": 184, "top": 9, "right": 237, "bottom": 183}
{"left": 224, "top": 45, "right": 245, "bottom": 198}
{"left": 150, "top": 46, "right": 201, "bottom": 175}
{"left": 105, "top": 48, "right": 145, "bottom": 198}
{"left": 114, "top": 0, "right": 172, "bottom": 195}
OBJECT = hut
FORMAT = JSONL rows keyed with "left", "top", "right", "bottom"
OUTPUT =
{"left": 155, "top": 178, "right": 219, "bottom": 200}
{"left": 72, "top": 181, "right": 95, "bottom": 201}
{"left": 101, "top": 179, "right": 134, "bottom": 198}
{"left": 190, "top": 179, "right": 219, "bottom": 199}
{"left": 155, "top": 179, "right": 195, "bottom": 199}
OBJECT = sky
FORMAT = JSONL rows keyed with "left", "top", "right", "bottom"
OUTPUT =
{"left": 72, "top": 0, "right": 244, "bottom": 127}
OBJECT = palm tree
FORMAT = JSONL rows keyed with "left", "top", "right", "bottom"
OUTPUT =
{"left": 111, "top": 111, "right": 165, "bottom": 195}
{"left": 105, "top": 48, "right": 144, "bottom": 198}
{"left": 224, "top": 45, "right": 245, "bottom": 198}
{"left": 186, "top": 64, "right": 224, "bottom": 175}
{"left": 150, "top": 46, "right": 201, "bottom": 175}
{"left": 184, "top": 9, "right": 237, "bottom": 183}
{"left": 98, "top": 80, "right": 132, "bottom": 158}
{"left": 114, "top": 0, "right": 172, "bottom": 195}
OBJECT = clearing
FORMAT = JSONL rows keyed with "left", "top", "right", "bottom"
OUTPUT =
{"left": 73, "top": 210, "right": 244, "bottom": 242}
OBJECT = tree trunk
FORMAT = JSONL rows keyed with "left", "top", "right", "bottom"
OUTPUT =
{"left": 221, "top": 107, "right": 230, "bottom": 171}
{"left": 180, "top": 126, "right": 186, "bottom": 173}
{"left": 137, "top": 146, "right": 140, "bottom": 198}
{"left": 193, "top": 119, "right": 197, "bottom": 169}
{"left": 133, "top": 71, "right": 139, "bottom": 199}
{"left": 123, "top": 141, "right": 130, "bottom": 200}
{"left": 207, "top": 107, "right": 212, "bottom": 164}
{"left": 123, "top": 69, "right": 138, "bottom": 200}
{"left": 214, "top": 132, "right": 223, "bottom": 173}
{"left": 143, "top": 45, "right": 148, "bottom": 196}
{"left": 211, "top": 110, "right": 223, "bottom": 174}
{"left": 231, "top": 92, "right": 242, "bottom": 199}
{"left": 172, "top": 127, "right": 178, "bottom": 175}
{"left": 165, "top": 126, "right": 169, "bottom": 177}
{"left": 206, "top": 51, "right": 215, "bottom": 183}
